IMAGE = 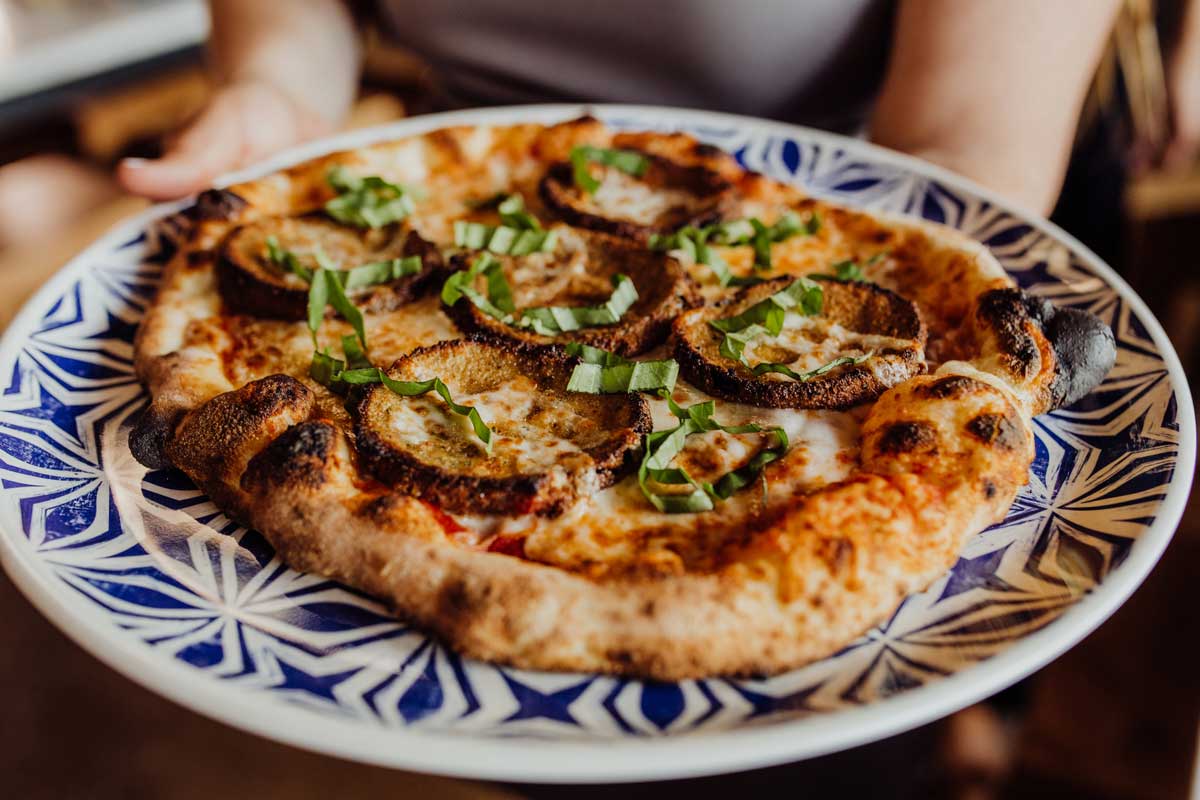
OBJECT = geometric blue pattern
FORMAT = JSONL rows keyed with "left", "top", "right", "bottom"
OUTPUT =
{"left": 0, "top": 106, "right": 1192, "bottom": 779}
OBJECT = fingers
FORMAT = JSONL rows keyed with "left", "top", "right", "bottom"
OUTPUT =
{"left": 117, "top": 82, "right": 331, "bottom": 201}
{"left": 117, "top": 91, "right": 246, "bottom": 200}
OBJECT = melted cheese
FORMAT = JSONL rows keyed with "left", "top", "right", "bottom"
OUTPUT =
{"left": 446, "top": 385, "right": 863, "bottom": 570}
{"left": 742, "top": 316, "right": 913, "bottom": 380}
{"left": 384, "top": 375, "right": 587, "bottom": 470}
{"left": 586, "top": 169, "right": 693, "bottom": 225}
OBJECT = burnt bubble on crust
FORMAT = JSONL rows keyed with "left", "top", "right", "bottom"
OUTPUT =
{"left": 537, "top": 151, "right": 734, "bottom": 243}
{"left": 179, "top": 188, "right": 249, "bottom": 223}
{"left": 216, "top": 215, "right": 442, "bottom": 320}
{"left": 129, "top": 403, "right": 184, "bottom": 470}
{"left": 243, "top": 419, "right": 338, "bottom": 493}
{"left": 673, "top": 277, "right": 927, "bottom": 409}
{"left": 1019, "top": 291, "right": 1117, "bottom": 409}
{"left": 444, "top": 227, "right": 699, "bottom": 356}
{"left": 353, "top": 338, "right": 651, "bottom": 517}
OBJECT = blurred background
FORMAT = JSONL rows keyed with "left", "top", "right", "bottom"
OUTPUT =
{"left": 0, "top": 0, "right": 1197, "bottom": 797}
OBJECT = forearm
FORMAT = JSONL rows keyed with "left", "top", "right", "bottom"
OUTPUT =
{"left": 207, "top": 0, "right": 361, "bottom": 126}
{"left": 870, "top": 0, "right": 1120, "bottom": 214}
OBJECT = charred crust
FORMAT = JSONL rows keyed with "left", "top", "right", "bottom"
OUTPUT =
{"left": 978, "top": 288, "right": 1116, "bottom": 409}
{"left": 217, "top": 218, "right": 442, "bottom": 320}
{"left": 537, "top": 153, "right": 733, "bottom": 243}
{"left": 1020, "top": 293, "right": 1116, "bottom": 410}
{"left": 242, "top": 420, "right": 337, "bottom": 492}
{"left": 982, "top": 478, "right": 999, "bottom": 499}
{"left": 875, "top": 421, "right": 938, "bottom": 455}
{"left": 128, "top": 404, "right": 184, "bottom": 470}
{"left": 186, "top": 189, "right": 248, "bottom": 222}
{"left": 444, "top": 230, "right": 699, "bottom": 356}
{"left": 965, "top": 412, "right": 1023, "bottom": 450}
{"left": 353, "top": 338, "right": 650, "bottom": 517}
{"left": 919, "top": 375, "right": 988, "bottom": 400}
{"left": 166, "top": 374, "right": 315, "bottom": 485}
{"left": 674, "top": 278, "right": 926, "bottom": 409}
{"left": 976, "top": 288, "right": 1042, "bottom": 381}
{"left": 817, "top": 537, "right": 855, "bottom": 574}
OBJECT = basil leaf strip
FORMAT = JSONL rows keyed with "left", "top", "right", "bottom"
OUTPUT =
{"left": 442, "top": 257, "right": 639, "bottom": 335}
{"left": 815, "top": 252, "right": 888, "bottom": 283}
{"left": 750, "top": 351, "right": 875, "bottom": 382}
{"left": 706, "top": 211, "right": 820, "bottom": 272}
{"left": 454, "top": 220, "right": 557, "bottom": 255}
{"left": 265, "top": 237, "right": 421, "bottom": 290}
{"left": 518, "top": 274, "right": 638, "bottom": 335}
{"left": 569, "top": 145, "right": 649, "bottom": 194}
{"left": 313, "top": 268, "right": 368, "bottom": 350}
{"left": 564, "top": 342, "right": 678, "bottom": 394}
{"left": 649, "top": 226, "right": 762, "bottom": 288}
{"left": 829, "top": 260, "right": 866, "bottom": 282}
{"left": 309, "top": 364, "right": 493, "bottom": 452}
{"left": 637, "top": 392, "right": 788, "bottom": 513}
{"left": 324, "top": 166, "right": 416, "bottom": 228}
{"left": 709, "top": 277, "right": 823, "bottom": 367}
{"left": 497, "top": 193, "right": 543, "bottom": 231}
{"left": 709, "top": 277, "right": 824, "bottom": 336}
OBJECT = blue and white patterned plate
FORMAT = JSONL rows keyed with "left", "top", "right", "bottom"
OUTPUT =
{"left": 0, "top": 106, "right": 1193, "bottom": 783}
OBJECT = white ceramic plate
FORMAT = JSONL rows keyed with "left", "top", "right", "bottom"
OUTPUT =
{"left": 0, "top": 105, "right": 1193, "bottom": 783}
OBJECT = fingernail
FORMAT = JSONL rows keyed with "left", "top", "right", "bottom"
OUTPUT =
{"left": 121, "top": 158, "right": 150, "bottom": 169}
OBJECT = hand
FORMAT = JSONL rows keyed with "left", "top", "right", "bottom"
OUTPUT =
{"left": 117, "top": 79, "right": 334, "bottom": 201}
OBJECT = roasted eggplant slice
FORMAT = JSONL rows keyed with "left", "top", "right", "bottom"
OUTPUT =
{"left": 674, "top": 277, "right": 927, "bottom": 409}
{"left": 354, "top": 338, "right": 651, "bottom": 517}
{"left": 217, "top": 215, "right": 441, "bottom": 319}
{"left": 444, "top": 226, "right": 698, "bottom": 356}
{"left": 538, "top": 152, "right": 733, "bottom": 242}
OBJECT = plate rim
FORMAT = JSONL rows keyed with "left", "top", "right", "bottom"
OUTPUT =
{"left": 0, "top": 102, "right": 1193, "bottom": 784}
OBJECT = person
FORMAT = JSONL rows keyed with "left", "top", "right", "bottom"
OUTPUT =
{"left": 117, "top": 0, "right": 1123, "bottom": 215}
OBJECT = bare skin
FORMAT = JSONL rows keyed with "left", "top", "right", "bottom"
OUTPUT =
{"left": 870, "top": 0, "right": 1121, "bottom": 214}
{"left": 119, "top": 0, "right": 1121, "bottom": 214}
{"left": 117, "top": 0, "right": 360, "bottom": 200}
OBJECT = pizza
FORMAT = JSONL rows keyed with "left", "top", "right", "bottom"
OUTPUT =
{"left": 130, "top": 116, "right": 1116, "bottom": 680}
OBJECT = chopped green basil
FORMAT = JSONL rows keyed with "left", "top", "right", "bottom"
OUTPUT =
{"left": 649, "top": 225, "right": 762, "bottom": 288}
{"left": 309, "top": 364, "right": 493, "bottom": 452}
{"left": 637, "top": 391, "right": 788, "bottom": 513}
{"left": 815, "top": 252, "right": 887, "bottom": 283}
{"left": 497, "top": 193, "right": 542, "bottom": 231}
{"left": 324, "top": 166, "right": 416, "bottom": 228}
{"left": 453, "top": 220, "right": 557, "bottom": 255}
{"left": 564, "top": 342, "right": 678, "bottom": 394}
{"left": 750, "top": 351, "right": 875, "bottom": 382}
{"left": 442, "top": 256, "right": 639, "bottom": 335}
{"left": 709, "top": 277, "right": 823, "bottom": 336}
{"left": 569, "top": 145, "right": 649, "bottom": 194}
{"left": 264, "top": 237, "right": 421, "bottom": 290}
{"left": 708, "top": 277, "right": 823, "bottom": 368}
{"left": 518, "top": 275, "right": 638, "bottom": 335}
{"left": 307, "top": 267, "right": 368, "bottom": 351}
{"left": 707, "top": 211, "right": 820, "bottom": 271}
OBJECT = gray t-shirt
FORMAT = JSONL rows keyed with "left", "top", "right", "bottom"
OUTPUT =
{"left": 379, "top": 0, "right": 894, "bottom": 131}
